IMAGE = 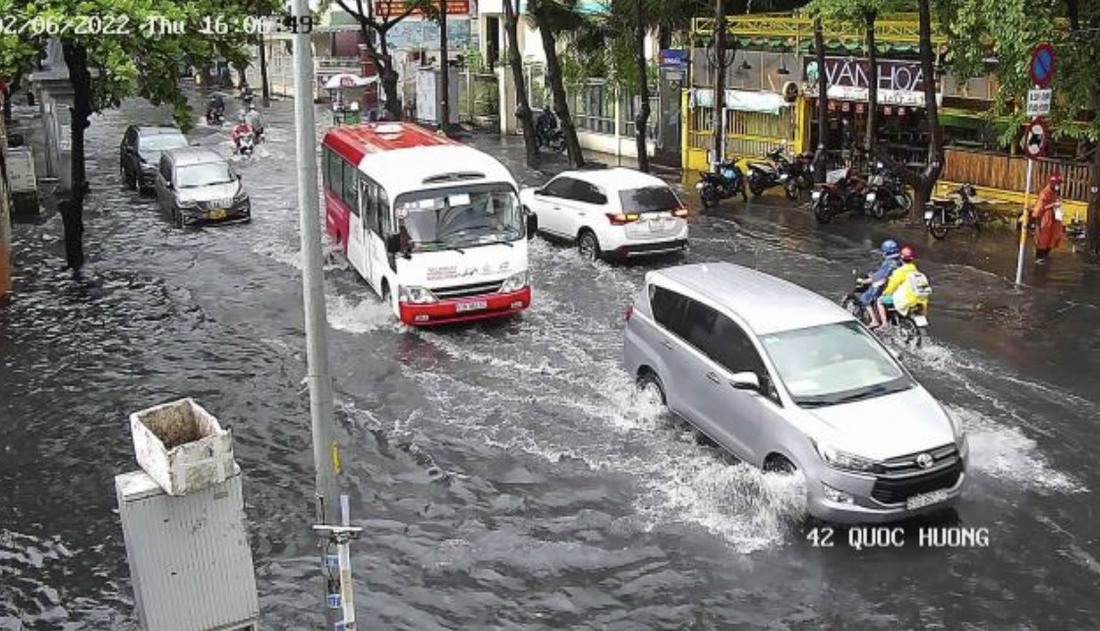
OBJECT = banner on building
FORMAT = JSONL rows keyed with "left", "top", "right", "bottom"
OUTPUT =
{"left": 374, "top": 1, "right": 470, "bottom": 16}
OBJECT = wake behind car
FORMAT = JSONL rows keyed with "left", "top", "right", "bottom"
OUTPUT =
{"left": 623, "top": 262, "right": 968, "bottom": 524}
{"left": 119, "top": 125, "right": 190, "bottom": 192}
{"left": 154, "top": 148, "right": 251, "bottom": 227}
{"left": 520, "top": 167, "right": 688, "bottom": 261}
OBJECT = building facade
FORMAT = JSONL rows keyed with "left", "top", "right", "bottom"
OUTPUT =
{"left": 686, "top": 13, "right": 1092, "bottom": 220}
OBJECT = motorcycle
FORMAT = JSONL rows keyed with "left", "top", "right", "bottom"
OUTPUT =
{"left": 840, "top": 272, "right": 929, "bottom": 346}
{"left": 205, "top": 107, "right": 225, "bottom": 127}
{"left": 536, "top": 126, "right": 565, "bottom": 153}
{"left": 745, "top": 148, "right": 788, "bottom": 197}
{"left": 924, "top": 183, "right": 980, "bottom": 239}
{"left": 864, "top": 162, "right": 912, "bottom": 220}
{"left": 783, "top": 152, "right": 815, "bottom": 200}
{"left": 232, "top": 124, "right": 255, "bottom": 156}
{"left": 697, "top": 160, "right": 748, "bottom": 208}
{"left": 811, "top": 169, "right": 866, "bottom": 224}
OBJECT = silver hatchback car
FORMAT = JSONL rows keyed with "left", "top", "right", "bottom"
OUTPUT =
{"left": 623, "top": 262, "right": 968, "bottom": 524}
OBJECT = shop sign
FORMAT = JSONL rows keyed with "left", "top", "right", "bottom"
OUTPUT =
{"left": 803, "top": 56, "right": 938, "bottom": 106}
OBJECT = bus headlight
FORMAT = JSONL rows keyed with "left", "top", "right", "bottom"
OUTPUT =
{"left": 499, "top": 271, "right": 528, "bottom": 293}
{"left": 399, "top": 285, "right": 437, "bottom": 304}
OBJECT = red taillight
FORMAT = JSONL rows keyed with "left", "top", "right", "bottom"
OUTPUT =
{"left": 673, "top": 207, "right": 689, "bottom": 218}
{"left": 624, "top": 305, "right": 633, "bottom": 321}
{"left": 607, "top": 213, "right": 640, "bottom": 225}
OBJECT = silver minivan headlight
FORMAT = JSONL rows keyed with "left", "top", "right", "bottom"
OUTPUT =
{"left": 815, "top": 442, "right": 877, "bottom": 472}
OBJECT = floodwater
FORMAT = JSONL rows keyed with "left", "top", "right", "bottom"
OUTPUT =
{"left": 1, "top": 91, "right": 1098, "bottom": 629}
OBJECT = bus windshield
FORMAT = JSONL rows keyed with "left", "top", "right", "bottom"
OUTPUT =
{"left": 395, "top": 183, "right": 523, "bottom": 252}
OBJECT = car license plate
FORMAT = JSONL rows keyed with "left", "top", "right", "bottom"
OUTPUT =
{"left": 207, "top": 208, "right": 227, "bottom": 220}
{"left": 906, "top": 488, "right": 948, "bottom": 510}
{"left": 924, "top": 210, "right": 934, "bottom": 220}
{"left": 912, "top": 315, "right": 928, "bottom": 327}
{"left": 456, "top": 300, "right": 488, "bottom": 313}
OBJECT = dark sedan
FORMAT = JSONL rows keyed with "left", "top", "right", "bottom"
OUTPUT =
{"left": 119, "top": 125, "right": 189, "bottom": 193}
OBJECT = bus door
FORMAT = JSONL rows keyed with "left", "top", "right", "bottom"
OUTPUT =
{"left": 349, "top": 177, "right": 371, "bottom": 284}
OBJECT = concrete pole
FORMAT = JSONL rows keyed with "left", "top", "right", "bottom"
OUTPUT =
{"left": 711, "top": 0, "right": 726, "bottom": 170}
{"left": 439, "top": 0, "right": 450, "bottom": 131}
{"left": 290, "top": 0, "right": 341, "bottom": 625}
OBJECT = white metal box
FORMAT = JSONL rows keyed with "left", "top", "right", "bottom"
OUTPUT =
{"left": 116, "top": 469, "right": 260, "bottom": 631}
{"left": 130, "top": 398, "right": 235, "bottom": 496}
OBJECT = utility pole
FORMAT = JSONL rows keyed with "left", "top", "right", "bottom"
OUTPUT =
{"left": 258, "top": 31, "right": 271, "bottom": 108}
{"left": 289, "top": 0, "right": 345, "bottom": 626}
{"left": 711, "top": 0, "right": 728, "bottom": 171}
{"left": 439, "top": 0, "right": 450, "bottom": 132}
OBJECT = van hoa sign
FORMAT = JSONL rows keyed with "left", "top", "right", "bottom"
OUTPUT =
{"left": 803, "top": 57, "right": 939, "bottom": 107}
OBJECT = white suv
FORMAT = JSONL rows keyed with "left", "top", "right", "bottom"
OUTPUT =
{"left": 519, "top": 167, "right": 689, "bottom": 261}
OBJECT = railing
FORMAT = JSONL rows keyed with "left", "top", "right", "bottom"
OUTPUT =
{"left": 942, "top": 148, "right": 1091, "bottom": 203}
{"left": 687, "top": 104, "right": 795, "bottom": 164}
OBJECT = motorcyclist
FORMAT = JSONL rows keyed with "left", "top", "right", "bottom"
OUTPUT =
{"left": 240, "top": 81, "right": 254, "bottom": 103}
{"left": 535, "top": 106, "right": 557, "bottom": 144}
{"left": 230, "top": 112, "right": 253, "bottom": 153}
{"left": 206, "top": 93, "right": 225, "bottom": 122}
{"left": 244, "top": 103, "right": 263, "bottom": 142}
{"left": 862, "top": 239, "right": 902, "bottom": 329}
{"left": 877, "top": 246, "right": 930, "bottom": 330}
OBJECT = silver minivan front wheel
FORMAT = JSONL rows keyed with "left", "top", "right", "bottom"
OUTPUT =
{"left": 636, "top": 371, "right": 666, "bottom": 407}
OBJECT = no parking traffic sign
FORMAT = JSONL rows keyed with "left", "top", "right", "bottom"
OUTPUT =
{"left": 1029, "top": 43, "right": 1056, "bottom": 88}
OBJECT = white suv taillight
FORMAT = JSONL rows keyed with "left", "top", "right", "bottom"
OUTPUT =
{"left": 606, "top": 213, "right": 640, "bottom": 225}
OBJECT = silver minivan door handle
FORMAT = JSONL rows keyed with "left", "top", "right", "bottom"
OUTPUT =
{"left": 706, "top": 372, "right": 721, "bottom": 384}
{"left": 660, "top": 339, "right": 674, "bottom": 349}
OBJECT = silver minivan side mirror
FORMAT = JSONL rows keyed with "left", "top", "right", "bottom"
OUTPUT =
{"left": 729, "top": 372, "right": 761, "bottom": 391}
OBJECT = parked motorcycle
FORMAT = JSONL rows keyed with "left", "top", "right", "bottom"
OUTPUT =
{"left": 840, "top": 272, "right": 929, "bottom": 346}
{"left": 811, "top": 169, "right": 866, "bottom": 223}
{"left": 924, "top": 183, "right": 980, "bottom": 239}
{"left": 783, "top": 152, "right": 815, "bottom": 200}
{"left": 864, "top": 162, "right": 912, "bottom": 220}
{"left": 697, "top": 160, "right": 748, "bottom": 208}
{"left": 745, "top": 148, "right": 786, "bottom": 197}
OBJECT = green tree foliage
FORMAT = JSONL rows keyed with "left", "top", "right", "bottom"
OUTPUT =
{"left": 0, "top": 0, "right": 282, "bottom": 273}
{"left": 942, "top": 0, "right": 1100, "bottom": 250}
{"left": 528, "top": 0, "right": 589, "bottom": 167}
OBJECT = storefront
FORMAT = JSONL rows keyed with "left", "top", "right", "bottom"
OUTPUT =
{"left": 801, "top": 56, "right": 939, "bottom": 169}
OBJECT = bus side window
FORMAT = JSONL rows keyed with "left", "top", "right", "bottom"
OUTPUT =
{"left": 321, "top": 149, "right": 330, "bottom": 190}
{"left": 378, "top": 189, "right": 392, "bottom": 235}
{"left": 363, "top": 179, "right": 378, "bottom": 229}
{"left": 343, "top": 159, "right": 358, "bottom": 209}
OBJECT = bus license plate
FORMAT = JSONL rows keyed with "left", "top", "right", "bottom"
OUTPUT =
{"left": 906, "top": 488, "right": 948, "bottom": 510}
{"left": 207, "top": 208, "right": 227, "bottom": 220}
{"left": 456, "top": 300, "right": 488, "bottom": 313}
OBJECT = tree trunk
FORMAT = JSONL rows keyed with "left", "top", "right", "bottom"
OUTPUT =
{"left": 258, "top": 32, "right": 271, "bottom": 107}
{"left": 439, "top": 0, "right": 450, "bottom": 132}
{"left": 533, "top": 9, "right": 584, "bottom": 168}
{"left": 712, "top": 0, "right": 727, "bottom": 170}
{"left": 503, "top": 0, "right": 539, "bottom": 168}
{"left": 633, "top": 0, "right": 650, "bottom": 173}
{"left": 912, "top": 0, "right": 944, "bottom": 218}
{"left": 813, "top": 17, "right": 828, "bottom": 182}
{"left": 864, "top": 10, "right": 878, "bottom": 157}
{"left": 61, "top": 41, "right": 92, "bottom": 274}
{"left": 1087, "top": 141, "right": 1100, "bottom": 254}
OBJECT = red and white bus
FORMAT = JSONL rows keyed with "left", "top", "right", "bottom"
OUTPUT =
{"left": 321, "top": 122, "right": 536, "bottom": 326}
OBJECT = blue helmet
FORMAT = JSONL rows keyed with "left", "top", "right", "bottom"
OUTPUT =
{"left": 881, "top": 239, "right": 900, "bottom": 257}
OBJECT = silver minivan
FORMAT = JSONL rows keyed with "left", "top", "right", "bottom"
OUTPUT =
{"left": 155, "top": 147, "right": 251, "bottom": 227}
{"left": 623, "top": 262, "right": 968, "bottom": 524}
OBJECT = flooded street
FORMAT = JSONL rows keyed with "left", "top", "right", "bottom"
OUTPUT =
{"left": 2, "top": 92, "right": 1098, "bottom": 629}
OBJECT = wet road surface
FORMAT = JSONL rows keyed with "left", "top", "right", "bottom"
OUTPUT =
{"left": 1, "top": 91, "right": 1098, "bottom": 629}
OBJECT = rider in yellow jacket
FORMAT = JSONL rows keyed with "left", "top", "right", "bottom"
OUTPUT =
{"left": 876, "top": 246, "right": 928, "bottom": 329}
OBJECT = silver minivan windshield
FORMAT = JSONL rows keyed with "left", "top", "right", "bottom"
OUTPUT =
{"left": 760, "top": 321, "right": 913, "bottom": 407}
{"left": 177, "top": 162, "right": 234, "bottom": 188}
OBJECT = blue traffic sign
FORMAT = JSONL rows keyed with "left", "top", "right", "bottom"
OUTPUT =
{"left": 1029, "top": 43, "right": 1056, "bottom": 88}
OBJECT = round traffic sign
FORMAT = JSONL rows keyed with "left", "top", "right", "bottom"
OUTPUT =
{"left": 1023, "top": 117, "right": 1049, "bottom": 158}
{"left": 1030, "top": 43, "right": 1056, "bottom": 88}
